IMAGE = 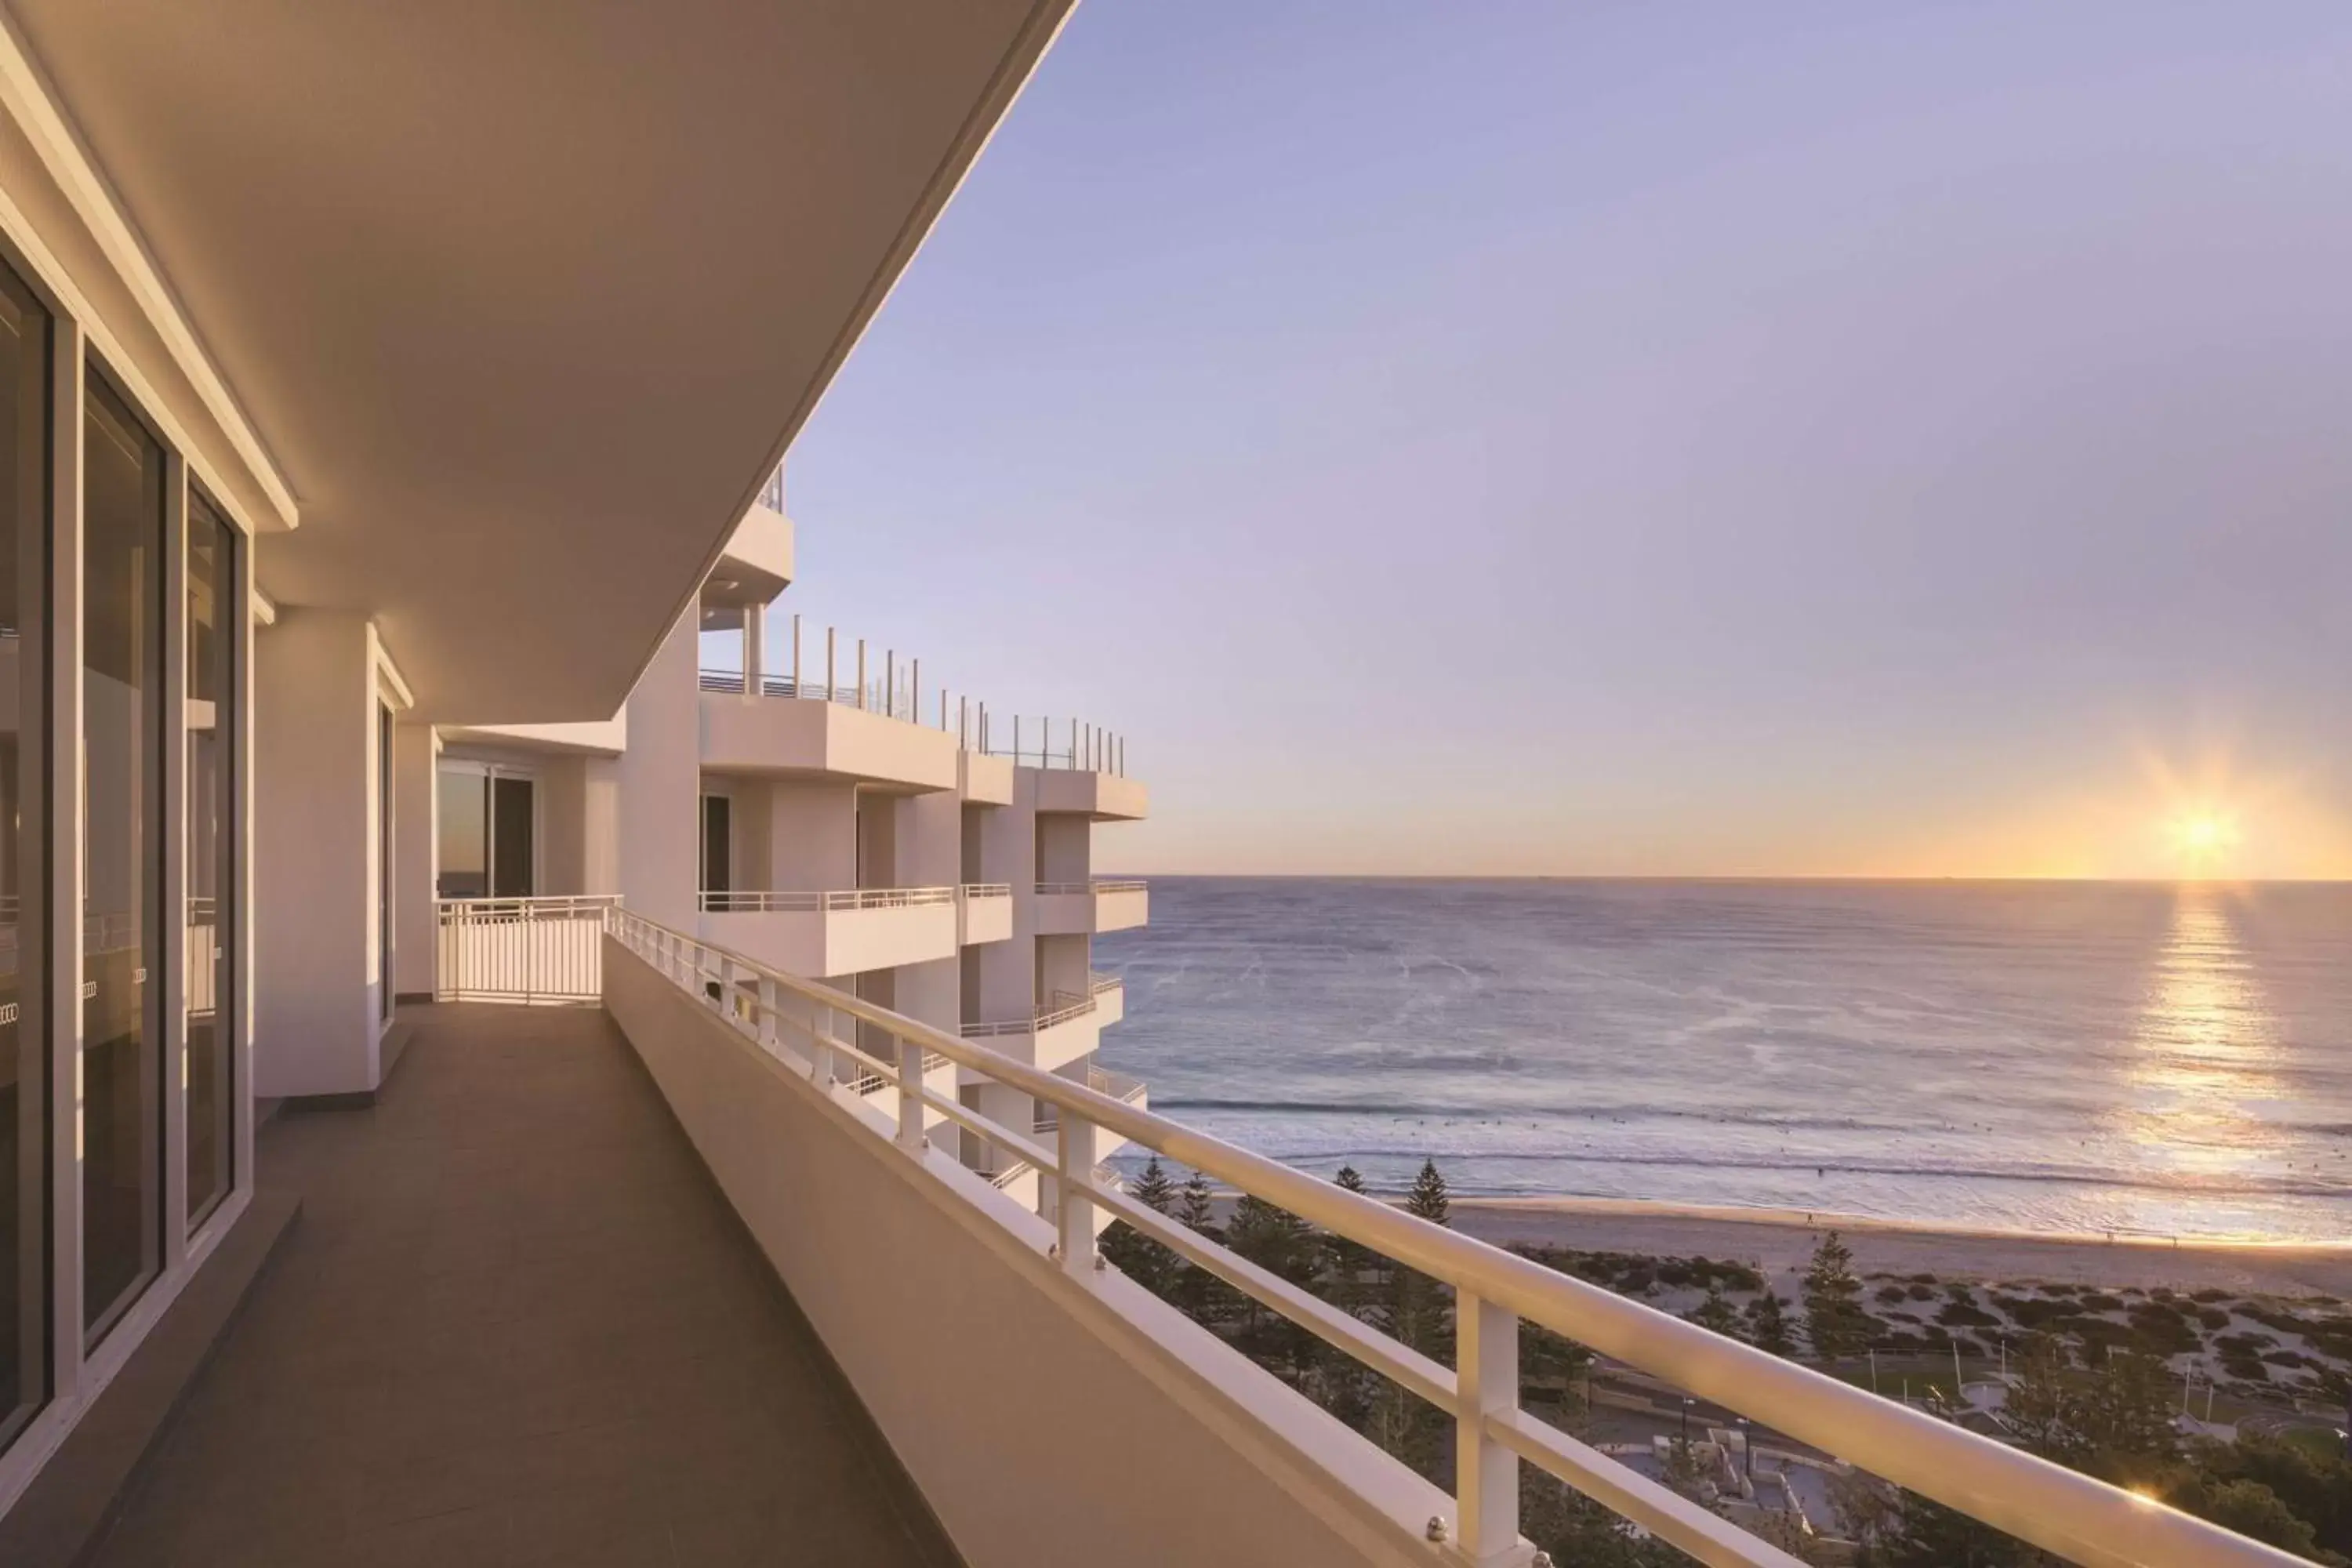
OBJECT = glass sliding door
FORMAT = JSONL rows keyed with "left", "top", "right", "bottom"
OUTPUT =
{"left": 436, "top": 768, "right": 487, "bottom": 899}
{"left": 82, "top": 372, "right": 164, "bottom": 1341}
{"left": 491, "top": 775, "right": 532, "bottom": 898}
{"left": 0, "top": 260, "right": 48, "bottom": 1449}
{"left": 701, "top": 794, "right": 730, "bottom": 896}
{"left": 436, "top": 764, "right": 534, "bottom": 900}
{"left": 185, "top": 490, "right": 234, "bottom": 1230}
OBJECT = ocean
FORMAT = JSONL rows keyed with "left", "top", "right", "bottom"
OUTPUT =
{"left": 1090, "top": 878, "right": 2352, "bottom": 1243}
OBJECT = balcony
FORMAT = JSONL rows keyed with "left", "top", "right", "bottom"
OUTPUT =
{"left": 698, "top": 673, "right": 958, "bottom": 792}
{"left": 956, "top": 882, "right": 1011, "bottom": 946}
{"left": 696, "top": 886, "right": 955, "bottom": 978}
{"left": 78, "top": 1002, "right": 955, "bottom": 1567}
{"left": 1032, "top": 768, "right": 1149, "bottom": 821}
{"left": 1032, "top": 878, "right": 1148, "bottom": 935}
{"left": 958, "top": 749, "right": 1014, "bottom": 806}
{"left": 75, "top": 906, "right": 2291, "bottom": 1568}
{"left": 1087, "top": 969, "right": 1125, "bottom": 1027}
{"left": 960, "top": 990, "right": 1099, "bottom": 1073}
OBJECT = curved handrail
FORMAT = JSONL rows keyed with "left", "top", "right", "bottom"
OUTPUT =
{"left": 606, "top": 906, "right": 2297, "bottom": 1568}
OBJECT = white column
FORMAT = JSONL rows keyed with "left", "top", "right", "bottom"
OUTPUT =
{"left": 391, "top": 722, "right": 440, "bottom": 998}
{"left": 742, "top": 601, "right": 766, "bottom": 697}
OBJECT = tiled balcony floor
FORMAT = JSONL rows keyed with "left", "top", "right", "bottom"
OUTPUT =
{"left": 90, "top": 1004, "right": 957, "bottom": 1568}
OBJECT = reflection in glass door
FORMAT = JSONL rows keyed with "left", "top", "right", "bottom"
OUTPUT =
{"left": 82, "top": 372, "right": 165, "bottom": 1341}
{"left": 0, "top": 259, "right": 49, "bottom": 1449}
{"left": 185, "top": 491, "right": 234, "bottom": 1230}
{"left": 435, "top": 764, "right": 534, "bottom": 900}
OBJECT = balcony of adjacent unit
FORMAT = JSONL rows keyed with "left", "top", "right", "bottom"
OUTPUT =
{"left": 696, "top": 885, "right": 956, "bottom": 978}
{"left": 1087, "top": 968, "right": 1125, "bottom": 1026}
{"left": 956, "top": 881, "right": 1012, "bottom": 945}
{"left": 1032, "top": 877, "right": 1149, "bottom": 935}
{"left": 975, "top": 713, "right": 1147, "bottom": 819}
{"left": 698, "top": 617, "right": 958, "bottom": 793}
{"left": 960, "top": 988, "right": 1100, "bottom": 1073}
{"left": 1032, "top": 1062, "right": 1147, "bottom": 1161}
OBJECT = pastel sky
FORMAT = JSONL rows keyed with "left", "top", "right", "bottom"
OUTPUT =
{"left": 780, "top": 3, "right": 2352, "bottom": 880}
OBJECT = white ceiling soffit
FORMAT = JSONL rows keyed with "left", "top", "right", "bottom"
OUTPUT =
{"left": 2, "top": 1, "right": 1072, "bottom": 723}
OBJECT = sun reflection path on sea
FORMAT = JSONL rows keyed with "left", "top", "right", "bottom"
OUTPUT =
{"left": 2120, "top": 887, "right": 2288, "bottom": 1233}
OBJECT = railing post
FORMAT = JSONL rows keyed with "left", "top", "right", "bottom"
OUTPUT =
{"left": 826, "top": 626, "right": 836, "bottom": 701}
{"left": 896, "top": 1035, "right": 926, "bottom": 1156}
{"left": 758, "top": 975, "right": 778, "bottom": 1055}
{"left": 1056, "top": 1115, "right": 1098, "bottom": 1275}
{"left": 857, "top": 638, "right": 866, "bottom": 710}
{"left": 792, "top": 612, "right": 801, "bottom": 696}
{"left": 1455, "top": 1292, "right": 1521, "bottom": 1565}
{"left": 885, "top": 648, "right": 895, "bottom": 719}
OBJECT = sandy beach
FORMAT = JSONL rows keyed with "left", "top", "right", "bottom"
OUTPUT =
{"left": 1450, "top": 1196, "right": 2352, "bottom": 1301}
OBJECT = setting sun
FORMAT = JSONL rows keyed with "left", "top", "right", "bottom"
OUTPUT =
{"left": 2169, "top": 808, "right": 2241, "bottom": 870}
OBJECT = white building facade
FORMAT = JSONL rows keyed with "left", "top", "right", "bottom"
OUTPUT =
{"left": 0, "top": 6, "right": 2298, "bottom": 1566}
{"left": 431, "top": 484, "right": 1151, "bottom": 1203}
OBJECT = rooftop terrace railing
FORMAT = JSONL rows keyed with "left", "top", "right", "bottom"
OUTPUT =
{"left": 606, "top": 906, "right": 2298, "bottom": 1567}
{"left": 702, "top": 614, "right": 1131, "bottom": 775}
{"left": 1034, "top": 878, "right": 1148, "bottom": 897}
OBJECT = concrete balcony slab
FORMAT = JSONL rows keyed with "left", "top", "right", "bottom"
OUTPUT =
{"left": 701, "top": 694, "right": 957, "bottom": 791}
{"left": 1031, "top": 880, "right": 1148, "bottom": 936}
{"left": 956, "top": 884, "right": 1012, "bottom": 946}
{"left": 1031, "top": 768, "right": 1148, "bottom": 821}
{"left": 700, "top": 890, "right": 957, "bottom": 978}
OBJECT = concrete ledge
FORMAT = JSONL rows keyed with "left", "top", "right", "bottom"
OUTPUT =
{"left": 601, "top": 938, "right": 1443, "bottom": 1568}
{"left": 615, "top": 1024, "right": 963, "bottom": 1568}
{"left": 0, "top": 1191, "right": 302, "bottom": 1568}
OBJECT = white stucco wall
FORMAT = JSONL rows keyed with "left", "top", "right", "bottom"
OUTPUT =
{"left": 391, "top": 721, "right": 438, "bottom": 999}
{"left": 765, "top": 781, "right": 855, "bottom": 890}
{"left": 615, "top": 608, "right": 700, "bottom": 930}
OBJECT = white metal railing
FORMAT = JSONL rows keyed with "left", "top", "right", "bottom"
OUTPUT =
{"left": 976, "top": 713, "right": 1128, "bottom": 777}
{"left": 698, "top": 614, "right": 1130, "bottom": 777}
{"left": 1034, "top": 878, "right": 1148, "bottom": 897}
{"left": 1087, "top": 970, "right": 1122, "bottom": 997}
{"left": 756, "top": 463, "right": 786, "bottom": 514}
{"left": 699, "top": 887, "right": 955, "bottom": 914}
{"left": 960, "top": 987, "right": 1098, "bottom": 1040}
{"left": 436, "top": 896, "right": 616, "bottom": 1003}
{"left": 959, "top": 882, "right": 1012, "bottom": 902}
{"left": 605, "top": 905, "right": 2299, "bottom": 1568}
{"left": 1084, "top": 1063, "right": 1146, "bottom": 1105}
